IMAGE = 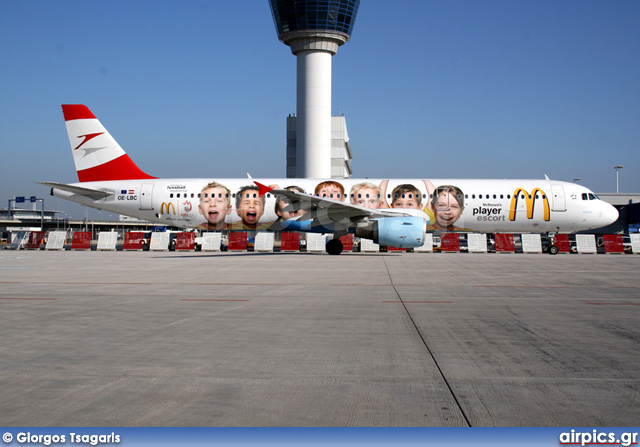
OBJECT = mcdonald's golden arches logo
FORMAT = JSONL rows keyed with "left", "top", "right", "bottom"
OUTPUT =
{"left": 509, "top": 188, "right": 550, "bottom": 221}
{"left": 160, "top": 201, "right": 176, "bottom": 215}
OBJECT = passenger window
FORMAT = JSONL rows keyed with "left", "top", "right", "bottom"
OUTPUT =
{"left": 170, "top": 193, "right": 174, "bottom": 198}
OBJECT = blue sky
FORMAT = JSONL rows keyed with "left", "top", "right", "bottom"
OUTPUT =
{"left": 1, "top": 0, "right": 639, "bottom": 217}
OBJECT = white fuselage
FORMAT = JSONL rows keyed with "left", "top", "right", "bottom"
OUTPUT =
{"left": 51, "top": 177, "right": 618, "bottom": 234}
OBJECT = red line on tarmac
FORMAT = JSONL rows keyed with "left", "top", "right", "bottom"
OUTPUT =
{"left": 61, "top": 282, "right": 152, "bottom": 285}
{"left": 195, "top": 283, "right": 394, "bottom": 287}
{"left": 181, "top": 299, "right": 250, "bottom": 302}
{"left": 586, "top": 302, "right": 640, "bottom": 306}
{"left": 473, "top": 285, "right": 571, "bottom": 289}
{"left": 383, "top": 300, "right": 452, "bottom": 303}
{"left": 0, "top": 297, "right": 57, "bottom": 300}
{"left": 194, "top": 283, "right": 285, "bottom": 286}
{"left": 336, "top": 284, "right": 431, "bottom": 287}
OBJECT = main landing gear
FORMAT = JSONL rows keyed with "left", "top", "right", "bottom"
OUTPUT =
{"left": 326, "top": 238, "right": 343, "bottom": 255}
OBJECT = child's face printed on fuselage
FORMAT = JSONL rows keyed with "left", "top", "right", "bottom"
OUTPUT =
{"left": 317, "top": 185, "right": 344, "bottom": 201}
{"left": 433, "top": 192, "right": 463, "bottom": 229}
{"left": 237, "top": 189, "right": 264, "bottom": 225}
{"left": 352, "top": 187, "right": 382, "bottom": 209}
{"left": 392, "top": 196, "right": 420, "bottom": 209}
{"left": 199, "top": 187, "right": 231, "bottom": 224}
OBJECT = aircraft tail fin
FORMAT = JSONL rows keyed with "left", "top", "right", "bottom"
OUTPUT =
{"left": 61, "top": 105, "right": 156, "bottom": 182}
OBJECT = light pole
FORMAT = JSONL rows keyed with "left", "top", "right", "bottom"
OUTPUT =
{"left": 614, "top": 165, "right": 624, "bottom": 193}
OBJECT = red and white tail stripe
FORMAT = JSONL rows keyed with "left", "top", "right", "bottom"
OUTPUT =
{"left": 62, "top": 105, "right": 155, "bottom": 182}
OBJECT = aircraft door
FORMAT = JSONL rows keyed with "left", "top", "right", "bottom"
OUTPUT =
{"left": 551, "top": 184, "right": 566, "bottom": 212}
{"left": 140, "top": 183, "right": 154, "bottom": 210}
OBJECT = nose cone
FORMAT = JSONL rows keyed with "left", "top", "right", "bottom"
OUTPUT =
{"left": 599, "top": 202, "right": 619, "bottom": 226}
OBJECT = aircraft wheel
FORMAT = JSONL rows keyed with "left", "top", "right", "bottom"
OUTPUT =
{"left": 548, "top": 245, "right": 559, "bottom": 255}
{"left": 326, "top": 238, "right": 343, "bottom": 255}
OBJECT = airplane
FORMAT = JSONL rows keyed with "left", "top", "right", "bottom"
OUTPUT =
{"left": 41, "top": 104, "right": 619, "bottom": 255}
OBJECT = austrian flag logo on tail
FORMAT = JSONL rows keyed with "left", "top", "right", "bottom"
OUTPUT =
{"left": 74, "top": 132, "right": 105, "bottom": 150}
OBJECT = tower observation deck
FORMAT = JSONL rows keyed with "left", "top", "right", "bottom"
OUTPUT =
{"left": 269, "top": 0, "right": 360, "bottom": 178}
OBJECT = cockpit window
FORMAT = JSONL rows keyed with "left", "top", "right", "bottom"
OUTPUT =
{"left": 589, "top": 193, "right": 598, "bottom": 200}
{"left": 582, "top": 193, "right": 588, "bottom": 200}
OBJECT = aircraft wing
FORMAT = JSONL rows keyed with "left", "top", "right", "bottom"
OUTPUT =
{"left": 255, "top": 181, "right": 427, "bottom": 231}
{"left": 39, "top": 182, "right": 112, "bottom": 200}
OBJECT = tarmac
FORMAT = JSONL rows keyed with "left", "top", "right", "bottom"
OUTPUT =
{"left": 0, "top": 250, "right": 639, "bottom": 427}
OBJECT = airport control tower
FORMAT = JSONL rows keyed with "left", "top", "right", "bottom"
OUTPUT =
{"left": 269, "top": 0, "right": 360, "bottom": 178}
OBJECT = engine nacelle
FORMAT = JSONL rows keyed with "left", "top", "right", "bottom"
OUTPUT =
{"left": 355, "top": 216, "right": 426, "bottom": 248}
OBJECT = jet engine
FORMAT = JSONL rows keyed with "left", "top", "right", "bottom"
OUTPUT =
{"left": 355, "top": 216, "right": 426, "bottom": 248}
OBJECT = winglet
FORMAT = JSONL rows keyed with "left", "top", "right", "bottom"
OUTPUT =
{"left": 253, "top": 181, "right": 273, "bottom": 197}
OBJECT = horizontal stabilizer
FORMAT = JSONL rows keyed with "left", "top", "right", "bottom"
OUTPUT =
{"left": 39, "top": 182, "right": 112, "bottom": 200}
